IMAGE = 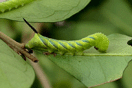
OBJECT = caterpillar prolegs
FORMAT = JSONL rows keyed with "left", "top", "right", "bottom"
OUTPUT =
{"left": 0, "top": 0, "right": 34, "bottom": 13}
{"left": 24, "top": 18, "right": 109, "bottom": 55}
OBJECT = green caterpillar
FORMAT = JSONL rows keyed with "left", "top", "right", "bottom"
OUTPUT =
{"left": 0, "top": 0, "right": 34, "bottom": 13}
{"left": 24, "top": 18, "right": 109, "bottom": 55}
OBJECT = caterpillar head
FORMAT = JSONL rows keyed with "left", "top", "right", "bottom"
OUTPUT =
{"left": 94, "top": 33, "right": 109, "bottom": 53}
{"left": 25, "top": 34, "right": 47, "bottom": 51}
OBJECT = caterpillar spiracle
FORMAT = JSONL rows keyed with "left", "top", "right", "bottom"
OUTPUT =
{"left": 24, "top": 18, "right": 109, "bottom": 55}
{"left": 0, "top": 0, "right": 34, "bottom": 13}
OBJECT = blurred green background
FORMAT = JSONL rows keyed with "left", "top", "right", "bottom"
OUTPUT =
{"left": 1, "top": 0, "right": 132, "bottom": 88}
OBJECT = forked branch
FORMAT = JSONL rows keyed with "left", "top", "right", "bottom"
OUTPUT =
{"left": 0, "top": 32, "right": 38, "bottom": 62}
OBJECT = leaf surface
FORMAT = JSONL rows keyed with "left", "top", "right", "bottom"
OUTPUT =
{"left": 45, "top": 34, "right": 132, "bottom": 87}
{"left": 0, "top": 40, "right": 35, "bottom": 88}
{"left": 0, "top": 0, "right": 90, "bottom": 22}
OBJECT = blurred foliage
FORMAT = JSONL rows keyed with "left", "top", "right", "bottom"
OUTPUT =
{"left": 1, "top": 0, "right": 132, "bottom": 88}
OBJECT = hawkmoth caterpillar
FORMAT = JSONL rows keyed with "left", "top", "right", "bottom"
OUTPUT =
{"left": 0, "top": 0, "right": 34, "bottom": 13}
{"left": 24, "top": 18, "right": 109, "bottom": 55}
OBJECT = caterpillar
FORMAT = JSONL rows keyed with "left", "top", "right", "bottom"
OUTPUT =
{"left": 23, "top": 18, "right": 109, "bottom": 55}
{"left": 0, "top": 0, "right": 34, "bottom": 13}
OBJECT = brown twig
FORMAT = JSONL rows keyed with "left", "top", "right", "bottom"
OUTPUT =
{"left": 30, "top": 61, "right": 52, "bottom": 88}
{"left": 0, "top": 31, "right": 38, "bottom": 62}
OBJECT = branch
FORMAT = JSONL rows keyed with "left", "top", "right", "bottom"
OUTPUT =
{"left": 30, "top": 61, "right": 52, "bottom": 88}
{"left": 0, "top": 32, "right": 38, "bottom": 62}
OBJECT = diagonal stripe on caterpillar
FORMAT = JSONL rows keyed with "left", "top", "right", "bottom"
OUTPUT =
{"left": 24, "top": 18, "right": 109, "bottom": 55}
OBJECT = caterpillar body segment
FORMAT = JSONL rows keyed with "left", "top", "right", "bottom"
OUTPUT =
{"left": 0, "top": 0, "right": 34, "bottom": 13}
{"left": 25, "top": 33, "right": 109, "bottom": 55}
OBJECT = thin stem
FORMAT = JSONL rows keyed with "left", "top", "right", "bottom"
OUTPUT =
{"left": 0, "top": 31, "right": 38, "bottom": 62}
{"left": 30, "top": 61, "right": 52, "bottom": 88}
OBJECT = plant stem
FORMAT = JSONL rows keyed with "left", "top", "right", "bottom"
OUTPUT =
{"left": 30, "top": 61, "right": 52, "bottom": 88}
{"left": 0, "top": 31, "right": 38, "bottom": 62}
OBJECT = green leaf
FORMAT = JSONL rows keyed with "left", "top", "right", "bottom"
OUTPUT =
{"left": 0, "top": 0, "right": 91, "bottom": 22}
{"left": 0, "top": 40, "right": 35, "bottom": 88}
{"left": 121, "top": 61, "right": 132, "bottom": 88}
{"left": 44, "top": 33, "right": 132, "bottom": 87}
{"left": 100, "top": 0, "right": 132, "bottom": 36}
